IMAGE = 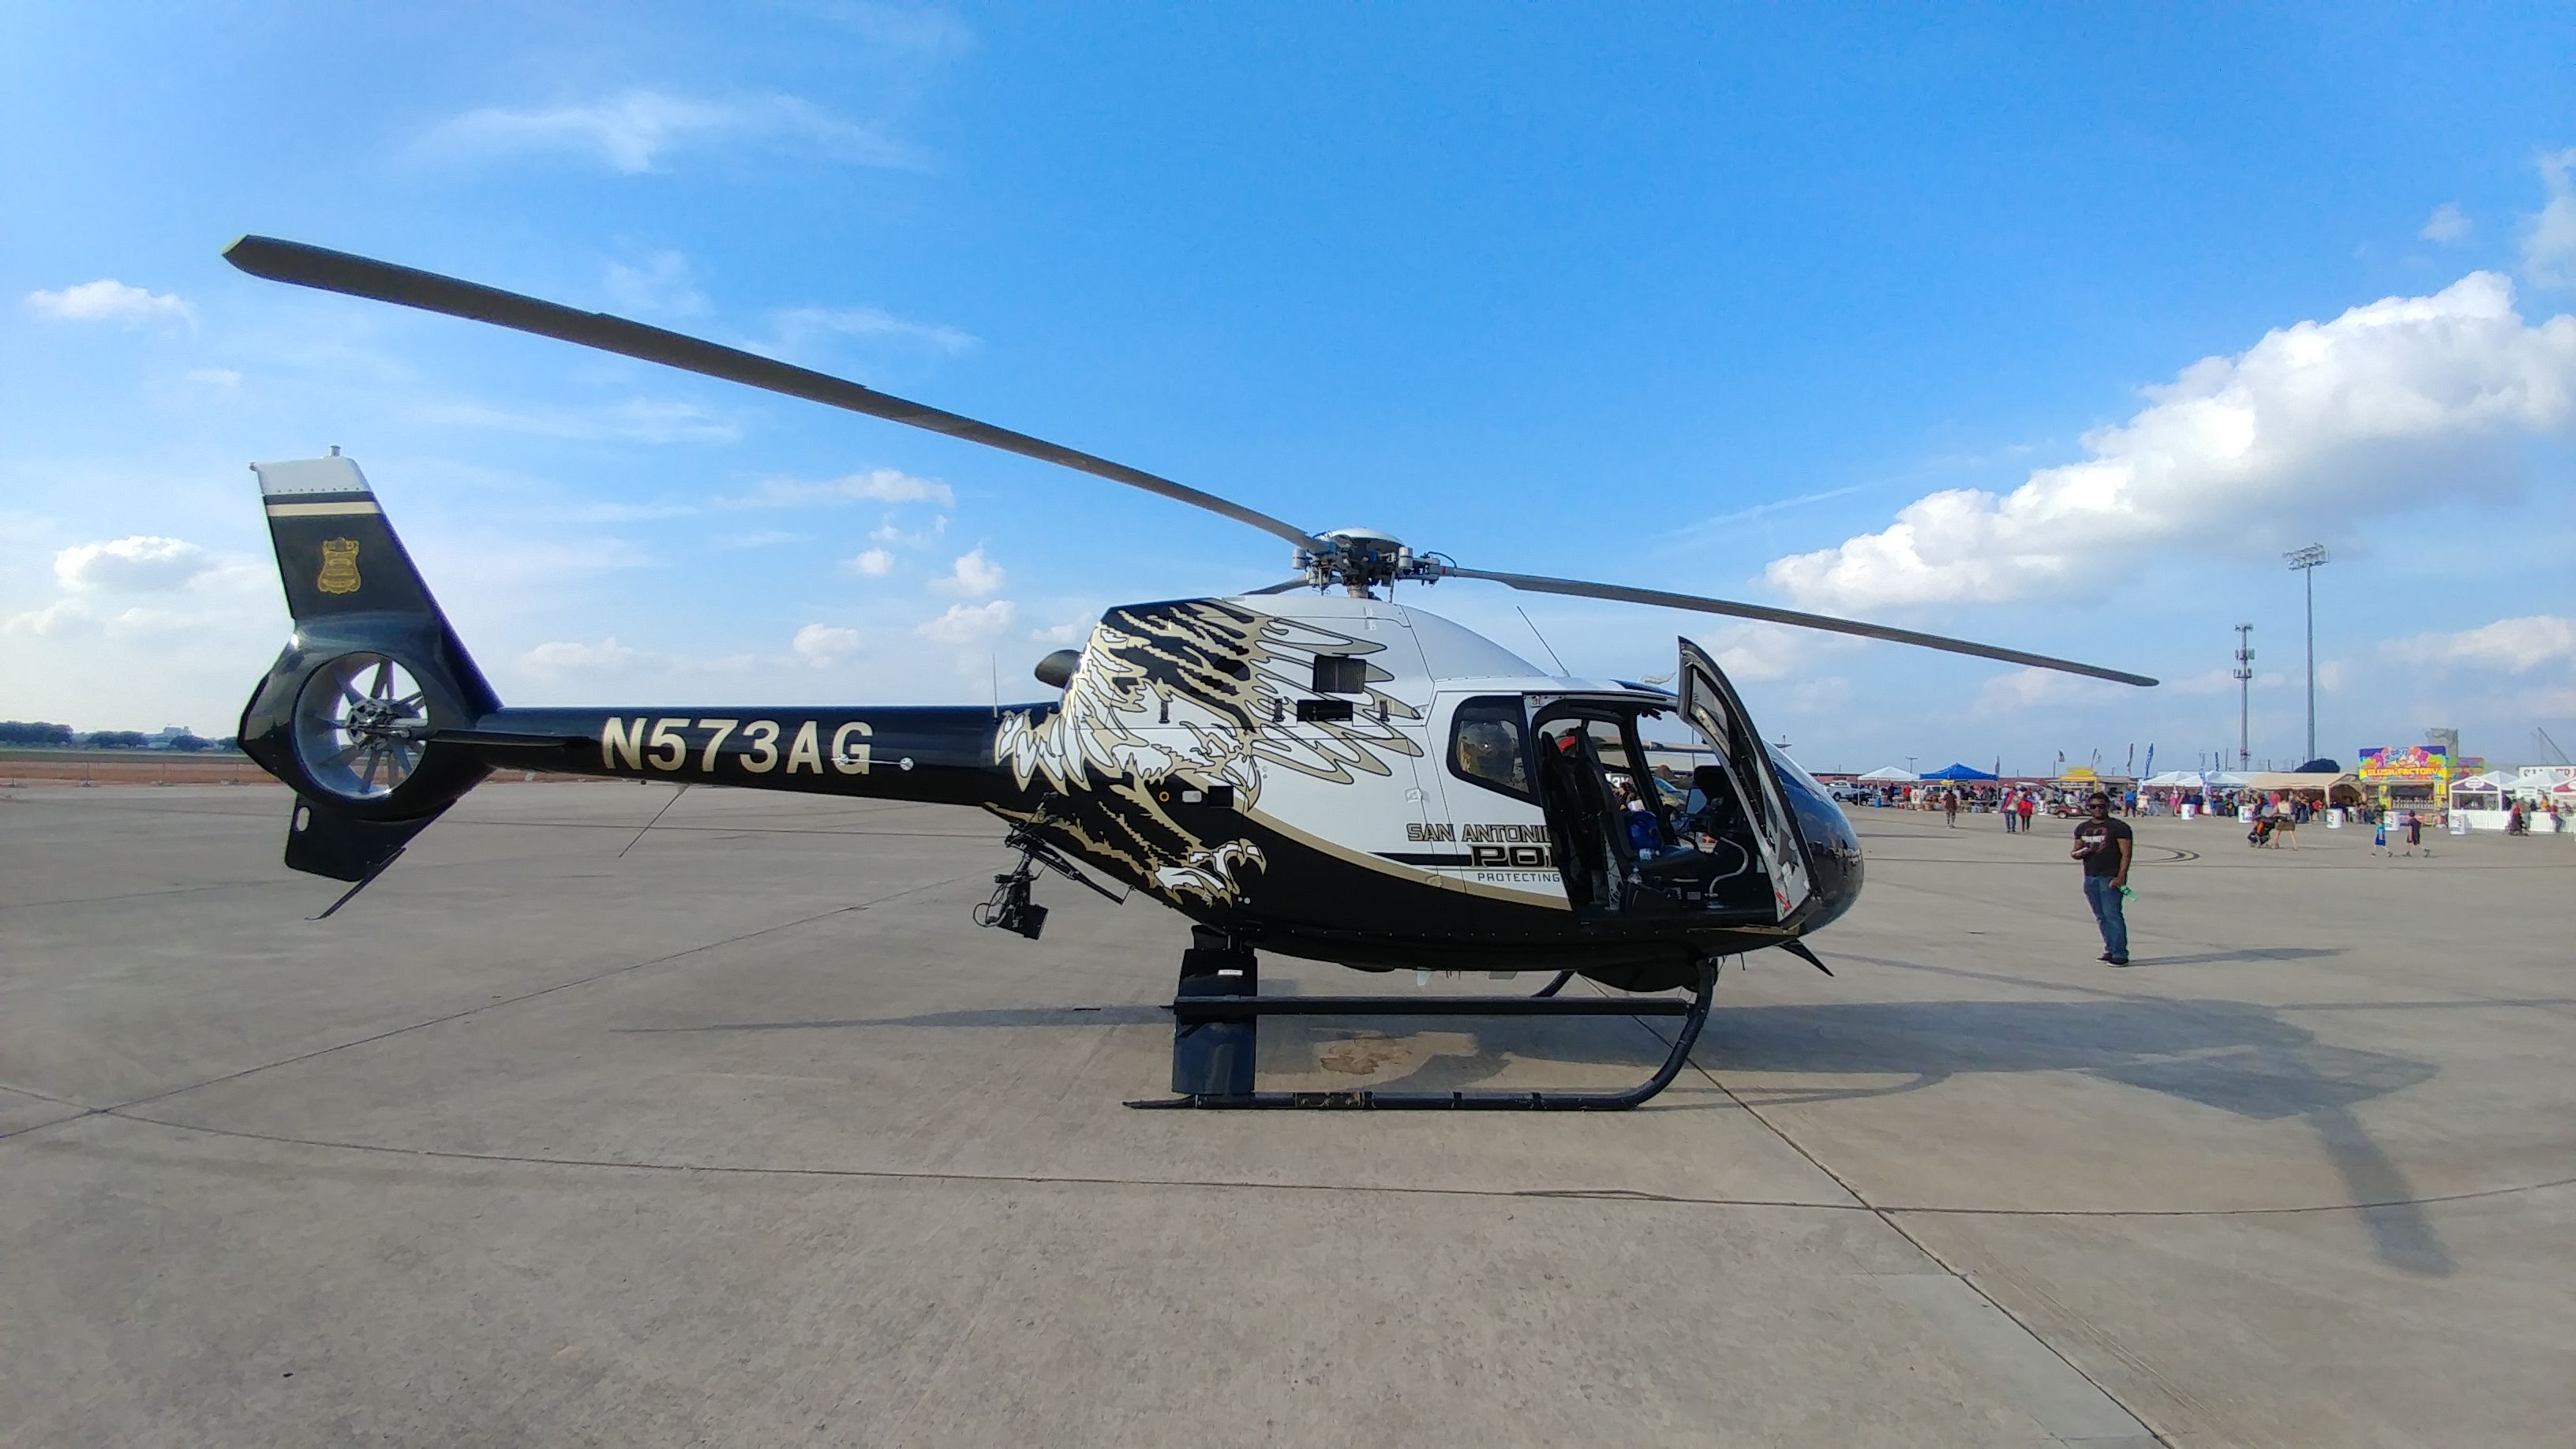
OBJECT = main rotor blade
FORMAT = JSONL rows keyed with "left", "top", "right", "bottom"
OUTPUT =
{"left": 1243, "top": 577, "right": 1311, "bottom": 596}
{"left": 1440, "top": 567, "right": 2159, "bottom": 687}
{"left": 222, "top": 236, "right": 1325, "bottom": 552}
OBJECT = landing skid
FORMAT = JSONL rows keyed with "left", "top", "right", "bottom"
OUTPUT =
{"left": 1128, "top": 957, "right": 1717, "bottom": 1111}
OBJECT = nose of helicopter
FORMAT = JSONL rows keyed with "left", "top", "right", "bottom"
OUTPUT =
{"left": 1776, "top": 759, "right": 1865, "bottom": 932}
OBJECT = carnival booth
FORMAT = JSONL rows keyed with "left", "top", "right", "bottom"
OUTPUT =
{"left": 2196, "top": 770, "right": 2252, "bottom": 820}
{"left": 2447, "top": 770, "right": 2514, "bottom": 830}
{"left": 2444, "top": 770, "right": 2567, "bottom": 832}
{"left": 2358, "top": 745, "right": 2451, "bottom": 818}
{"left": 2229, "top": 770, "right": 2361, "bottom": 830}
{"left": 1921, "top": 763, "right": 2001, "bottom": 811}
{"left": 2515, "top": 769, "right": 2575, "bottom": 833}
{"left": 2050, "top": 768, "right": 2134, "bottom": 815}
{"left": 2140, "top": 769, "right": 2207, "bottom": 817}
{"left": 1852, "top": 765, "right": 1916, "bottom": 807}
{"left": 2238, "top": 771, "right": 2362, "bottom": 806}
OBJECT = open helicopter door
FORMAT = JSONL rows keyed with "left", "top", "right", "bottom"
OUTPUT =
{"left": 1676, "top": 638, "right": 1813, "bottom": 922}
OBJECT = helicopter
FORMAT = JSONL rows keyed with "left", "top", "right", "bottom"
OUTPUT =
{"left": 221, "top": 236, "right": 2155, "bottom": 1110}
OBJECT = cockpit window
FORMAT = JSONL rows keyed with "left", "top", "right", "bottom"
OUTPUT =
{"left": 1448, "top": 696, "right": 1531, "bottom": 799}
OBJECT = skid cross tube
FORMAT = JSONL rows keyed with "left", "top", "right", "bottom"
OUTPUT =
{"left": 1129, "top": 957, "right": 1717, "bottom": 1110}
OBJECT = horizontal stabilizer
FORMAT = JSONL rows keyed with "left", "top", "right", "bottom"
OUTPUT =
{"left": 284, "top": 795, "right": 449, "bottom": 882}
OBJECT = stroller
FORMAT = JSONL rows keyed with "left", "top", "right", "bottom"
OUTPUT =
{"left": 2248, "top": 814, "right": 2278, "bottom": 848}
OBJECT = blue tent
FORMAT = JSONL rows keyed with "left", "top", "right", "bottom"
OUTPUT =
{"left": 1920, "top": 762, "right": 1999, "bottom": 781}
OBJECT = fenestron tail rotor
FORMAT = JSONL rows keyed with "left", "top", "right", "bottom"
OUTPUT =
{"left": 223, "top": 234, "right": 2155, "bottom": 688}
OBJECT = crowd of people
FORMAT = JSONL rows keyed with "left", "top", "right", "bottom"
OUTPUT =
{"left": 1851, "top": 784, "right": 2138, "bottom": 833}
{"left": 1853, "top": 780, "right": 2576, "bottom": 837}
{"left": 1834, "top": 762, "right": 2574, "bottom": 977}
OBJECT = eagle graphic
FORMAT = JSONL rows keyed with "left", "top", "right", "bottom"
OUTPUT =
{"left": 991, "top": 600, "right": 1423, "bottom": 907}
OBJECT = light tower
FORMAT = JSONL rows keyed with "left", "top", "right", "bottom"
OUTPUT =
{"left": 2285, "top": 545, "right": 2329, "bottom": 762}
{"left": 2231, "top": 623, "right": 2254, "bottom": 770}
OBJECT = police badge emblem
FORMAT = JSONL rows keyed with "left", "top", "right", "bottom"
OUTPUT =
{"left": 316, "top": 538, "right": 361, "bottom": 594}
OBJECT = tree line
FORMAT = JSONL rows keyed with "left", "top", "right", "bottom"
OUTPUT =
{"left": 0, "top": 721, "right": 239, "bottom": 751}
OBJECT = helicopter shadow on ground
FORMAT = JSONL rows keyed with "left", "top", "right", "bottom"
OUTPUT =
{"left": 624, "top": 979, "right": 2452, "bottom": 1275}
{"left": 1357, "top": 987, "right": 2453, "bottom": 1276}
{"left": 1688, "top": 990, "right": 2451, "bottom": 1276}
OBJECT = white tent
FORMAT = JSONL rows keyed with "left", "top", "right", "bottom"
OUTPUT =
{"left": 2140, "top": 769, "right": 2205, "bottom": 788}
{"left": 1855, "top": 766, "right": 1918, "bottom": 782}
{"left": 2448, "top": 771, "right": 2511, "bottom": 818}
{"left": 2202, "top": 771, "right": 2253, "bottom": 788}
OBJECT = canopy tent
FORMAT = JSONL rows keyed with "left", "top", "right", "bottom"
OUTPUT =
{"left": 2140, "top": 769, "right": 2206, "bottom": 789}
{"left": 2237, "top": 770, "right": 2364, "bottom": 803}
{"left": 2202, "top": 770, "right": 2253, "bottom": 788}
{"left": 1855, "top": 766, "right": 1918, "bottom": 782}
{"left": 1920, "top": 763, "right": 1999, "bottom": 781}
{"left": 2447, "top": 770, "right": 2513, "bottom": 807}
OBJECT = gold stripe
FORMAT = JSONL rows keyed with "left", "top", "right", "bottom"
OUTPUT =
{"left": 264, "top": 500, "right": 381, "bottom": 517}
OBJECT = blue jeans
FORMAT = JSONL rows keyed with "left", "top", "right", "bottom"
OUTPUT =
{"left": 2083, "top": 875, "right": 2129, "bottom": 958}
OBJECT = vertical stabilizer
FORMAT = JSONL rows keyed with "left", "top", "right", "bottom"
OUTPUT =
{"left": 250, "top": 454, "right": 497, "bottom": 713}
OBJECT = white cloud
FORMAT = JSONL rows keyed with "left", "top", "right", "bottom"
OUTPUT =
{"left": 2524, "top": 148, "right": 2576, "bottom": 293}
{"left": 844, "top": 547, "right": 894, "bottom": 576}
{"left": 184, "top": 368, "right": 242, "bottom": 388}
{"left": 870, "top": 513, "right": 948, "bottom": 547}
{"left": 731, "top": 468, "right": 954, "bottom": 508}
{"left": 2420, "top": 203, "right": 2473, "bottom": 245}
{"left": 1697, "top": 623, "right": 1850, "bottom": 682}
{"left": 1766, "top": 272, "right": 2576, "bottom": 611}
{"left": 2170, "top": 665, "right": 2301, "bottom": 695}
{"left": 25, "top": 279, "right": 193, "bottom": 325}
{"left": 604, "top": 250, "right": 707, "bottom": 316}
{"left": 2386, "top": 614, "right": 2576, "bottom": 673}
{"left": 791, "top": 623, "right": 865, "bottom": 665}
{"left": 1029, "top": 619, "right": 1091, "bottom": 646}
{"left": 54, "top": 536, "right": 215, "bottom": 593}
{"left": 410, "top": 396, "right": 739, "bottom": 444}
{"left": 773, "top": 305, "right": 976, "bottom": 357}
{"left": 561, "top": 500, "right": 699, "bottom": 523}
{"left": 416, "top": 90, "right": 920, "bottom": 175}
{"left": 521, "top": 637, "right": 649, "bottom": 676}
{"left": 928, "top": 545, "right": 1004, "bottom": 597}
{"left": 1666, "top": 483, "right": 1870, "bottom": 546}
{"left": 825, "top": 2, "right": 978, "bottom": 54}
{"left": 916, "top": 599, "right": 1017, "bottom": 644}
{"left": 435, "top": 534, "right": 653, "bottom": 590}
{"left": 1785, "top": 676, "right": 1852, "bottom": 713}
{"left": 1973, "top": 668, "right": 2126, "bottom": 717}
{"left": 3, "top": 599, "right": 95, "bottom": 637}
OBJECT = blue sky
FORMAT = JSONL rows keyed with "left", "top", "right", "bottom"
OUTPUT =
{"left": 5, "top": 3, "right": 2574, "bottom": 773}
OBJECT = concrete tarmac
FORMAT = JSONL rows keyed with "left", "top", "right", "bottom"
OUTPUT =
{"left": 2, "top": 782, "right": 2570, "bottom": 1447}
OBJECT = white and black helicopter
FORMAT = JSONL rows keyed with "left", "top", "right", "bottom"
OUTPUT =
{"left": 223, "top": 237, "right": 2155, "bottom": 1110}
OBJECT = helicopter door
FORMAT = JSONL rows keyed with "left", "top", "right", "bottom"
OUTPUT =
{"left": 1676, "top": 638, "right": 1813, "bottom": 921}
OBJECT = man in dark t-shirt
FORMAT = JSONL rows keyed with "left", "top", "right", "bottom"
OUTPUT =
{"left": 2071, "top": 792, "right": 2134, "bottom": 965}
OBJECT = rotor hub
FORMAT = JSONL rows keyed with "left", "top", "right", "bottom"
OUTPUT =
{"left": 1295, "top": 527, "right": 1449, "bottom": 595}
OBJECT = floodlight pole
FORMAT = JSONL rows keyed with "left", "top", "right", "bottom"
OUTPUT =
{"left": 2231, "top": 623, "right": 2254, "bottom": 770}
{"left": 2285, "top": 545, "right": 2328, "bottom": 762}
